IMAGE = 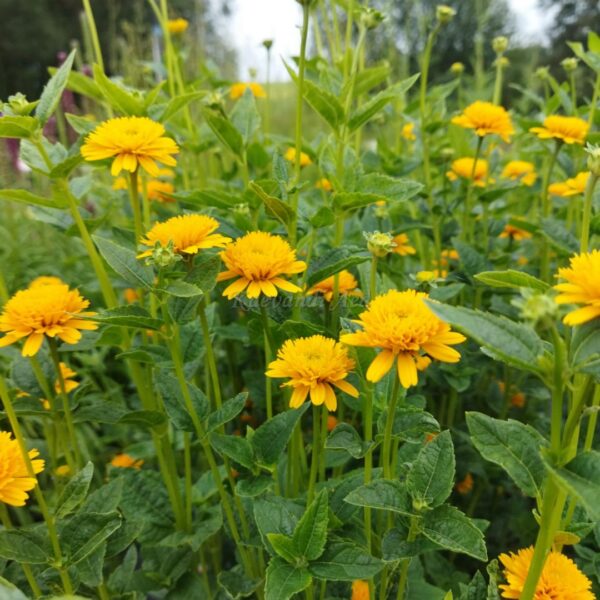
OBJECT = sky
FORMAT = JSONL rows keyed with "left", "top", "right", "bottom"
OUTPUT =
{"left": 229, "top": 0, "right": 552, "bottom": 81}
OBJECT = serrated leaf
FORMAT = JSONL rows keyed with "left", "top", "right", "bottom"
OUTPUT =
{"left": 407, "top": 430, "right": 455, "bottom": 508}
{"left": 0, "top": 529, "right": 51, "bottom": 564}
{"left": 265, "top": 558, "right": 311, "bottom": 600}
{"left": 0, "top": 188, "right": 67, "bottom": 209}
{"left": 60, "top": 512, "right": 122, "bottom": 565}
{"left": 381, "top": 406, "right": 440, "bottom": 442}
{"left": 210, "top": 432, "right": 255, "bottom": 470}
{"left": 36, "top": 49, "right": 76, "bottom": 124}
{"left": 249, "top": 181, "right": 294, "bottom": 226}
{"left": 206, "top": 393, "right": 247, "bottom": 432}
{"left": 93, "top": 65, "right": 144, "bottom": 115}
{"left": 156, "top": 91, "right": 205, "bottom": 122}
{"left": 427, "top": 301, "right": 544, "bottom": 373}
{"left": 466, "top": 412, "right": 547, "bottom": 497}
{"left": 93, "top": 235, "right": 154, "bottom": 289}
{"left": 344, "top": 479, "right": 413, "bottom": 515}
{"left": 421, "top": 505, "right": 488, "bottom": 561}
{"left": 325, "top": 423, "right": 371, "bottom": 458}
{"left": 0, "top": 116, "right": 39, "bottom": 139}
{"left": 231, "top": 89, "right": 261, "bottom": 143}
{"left": 306, "top": 245, "right": 370, "bottom": 287}
{"left": 202, "top": 108, "right": 244, "bottom": 158}
{"left": 267, "top": 533, "right": 300, "bottom": 563}
{"left": 156, "top": 371, "right": 210, "bottom": 431}
{"left": 55, "top": 462, "right": 94, "bottom": 519}
{"left": 292, "top": 489, "right": 329, "bottom": 561}
{"left": 91, "top": 306, "right": 163, "bottom": 330}
{"left": 308, "top": 541, "right": 383, "bottom": 581}
{"left": 474, "top": 270, "right": 549, "bottom": 292}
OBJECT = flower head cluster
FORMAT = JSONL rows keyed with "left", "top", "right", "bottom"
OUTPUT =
{"left": 306, "top": 270, "right": 362, "bottom": 303}
{"left": 217, "top": 231, "right": 306, "bottom": 299}
{"left": 81, "top": 116, "right": 179, "bottom": 177}
{"left": 554, "top": 250, "right": 600, "bottom": 325}
{"left": 451, "top": 101, "right": 514, "bottom": 142}
{"left": 447, "top": 157, "right": 490, "bottom": 187}
{"left": 501, "top": 161, "right": 537, "bottom": 186}
{"left": 499, "top": 546, "right": 594, "bottom": 600}
{"left": 266, "top": 335, "right": 358, "bottom": 411}
{"left": 529, "top": 115, "right": 589, "bottom": 145}
{"left": 0, "top": 431, "right": 44, "bottom": 507}
{"left": 230, "top": 82, "right": 267, "bottom": 99}
{"left": 0, "top": 284, "right": 97, "bottom": 356}
{"left": 138, "top": 214, "right": 230, "bottom": 259}
{"left": 548, "top": 171, "right": 590, "bottom": 197}
{"left": 340, "top": 289, "right": 466, "bottom": 388}
{"left": 284, "top": 147, "right": 312, "bottom": 167}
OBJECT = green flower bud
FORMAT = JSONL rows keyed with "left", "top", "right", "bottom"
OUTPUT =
{"left": 561, "top": 57, "right": 579, "bottom": 72}
{"left": 450, "top": 62, "right": 464, "bottom": 75}
{"left": 585, "top": 143, "right": 600, "bottom": 177}
{"left": 511, "top": 289, "right": 558, "bottom": 326}
{"left": 436, "top": 5, "right": 456, "bottom": 24}
{"left": 535, "top": 66, "right": 550, "bottom": 80}
{"left": 7, "top": 93, "right": 36, "bottom": 116}
{"left": 358, "top": 7, "right": 385, "bottom": 30}
{"left": 364, "top": 231, "right": 396, "bottom": 257}
{"left": 145, "top": 240, "right": 182, "bottom": 268}
{"left": 492, "top": 36, "right": 509, "bottom": 54}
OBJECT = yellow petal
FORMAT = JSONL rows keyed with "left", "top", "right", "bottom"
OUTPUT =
{"left": 366, "top": 349, "right": 395, "bottom": 382}
{"left": 397, "top": 353, "right": 418, "bottom": 388}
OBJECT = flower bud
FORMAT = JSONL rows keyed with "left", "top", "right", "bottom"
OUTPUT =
{"left": 373, "top": 200, "right": 388, "bottom": 219}
{"left": 511, "top": 289, "right": 557, "bottom": 325}
{"left": 358, "top": 7, "right": 385, "bottom": 30}
{"left": 6, "top": 93, "right": 36, "bottom": 116}
{"left": 145, "top": 240, "right": 182, "bottom": 268}
{"left": 440, "top": 147, "right": 455, "bottom": 160}
{"left": 585, "top": 143, "right": 600, "bottom": 177}
{"left": 364, "top": 231, "right": 396, "bottom": 257}
{"left": 494, "top": 56, "right": 510, "bottom": 69}
{"left": 262, "top": 39, "right": 273, "bottom": 51}
{"left": 436, "top": 4, "right": 456, "bottom": 24}
{"left": 295, "top": 0, "right": 316, "bottom": 6}
{"left": 492, "top": 36, "right": 508, "bottom": 54}
{"left": 450, "top": 62, "right": 464, "bottom": 75}
{"left": 535, "top": 66, "right": 550, "bottom": 81}
{"left": 561, "top": 57, "right": 578, "bottom": 72}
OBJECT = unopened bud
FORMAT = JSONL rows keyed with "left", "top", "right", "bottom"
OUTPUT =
{"left": 436, "top": 5, "right": 456, "bottom": 24}
{"left": 358, "top": 7, "right": 385, "bottom": 30}
{"left": 450, "top": 62, "right": 464, "bottom": 75}
{"left": 440, "top": 147, "right": 455, "bottom": 160}
{"left": 7, "top": 93, "right": 35, "bottom": 116}
{"left": 492, "top": 36, "right": 508, "bottom": 54}
{"left": 262, "top": 39, "right": 273, "bottom": 51}
{"left": 494, "top": 56, "right": 510, "bottom": 69}
{"left": 586, "top": 143, "right": 600, "bottom": 177}
{"left": 511, "top": 289, "right": 558, "bottom": 325}
{"left": 373, "top": 200, "right": 388, "bottom": 219}
{"left": 561, "top": 57, "right": 578, "bottom": 72}
{"left": 364, "top": 231, "right": 395, "bottom": 257}
{"left": 145, "top": 240, "right": 182, "bottom": 268}
{"left": 535, "top": 66, "right": 550, "bottom": 81}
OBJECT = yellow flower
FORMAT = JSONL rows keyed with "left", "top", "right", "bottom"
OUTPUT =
{"left": 401, "top": 123, "right": 416, "bottom": 141}
{"left": 167, "top": 18, "right": 189, "bottom": 34}
{"left": 0, "top": 284, "right": 98, "bottom": 357}
{"left": 124, "top": 288, "right": 139, "bottom": 304}
{"left": 499, "top": 224, "right": 532, "bottom": 241}
{"left": 306, "top": 270, "right": 362, "bottom": 302}
{"left": 548, "top": 171, "right": 590, "bottom": 197}
{"left": 315, "top": 177, "right": 333, "bottom": 192}
{"left": 392, "top": 233, "right": 416, "bottom": 256}
{"left": 510, "top": 391, "right": 526, "bottom": 408}
{"left": 81, "top": 116, "right": 179, "bottom": 177}
{"left": 455, "top": 472, "right": 473, "bottom": 494}
{"left": 451, "top": 101, "right": 514, "bottom": 142}
{"left": 146, "top": 179, "right": 175, "bottom": 203}
{"left": 554, "top": 250, "right": 600, "bottom": 325}
{"left": 447, "top": 157, "right": 490, "bottom": 187}
{"left": 340, "top": 290, "right": 466, "bottom": 388}
{"left": 435, "top": 249, "right": 460, "bottom": 268}
{"left": 110, "top": 454, "right": 144, "bottom": 469}
{"left": 0, "top": 431, "right": 44, "bottom": 507}
{"left": 28, "top": 276, "right": 64, "bottom": 288}
{"left": 266, "top": 335, "right": 358, "bottom": 411}
{"left": 501, "top": 161, "right": 537, "bottom": 186}
{"left": 416, "top": 269, "right": 447, "bottom": 281}
{"left": 351, "top": 580, "right": 370, "bottom": 600}
{"left": 217, "top": 231, "right": 306, "bottom": 299}
{"left": 499, "top": 546, "right": 594, "bottom": 600}
{"left": 55, "top": 465, "right": 71, "bottom": 477}
{"left": 138, "top": 214, "right": 231, "bottom": 258}
{"left": 529, "top": 115, "right": 589, "bottom": 145}
{"left": 284, "top": 147, "right": 312, "bottom": 167}
{"left": 54, "top": 362, "right": 79, "bottom": 394}
{"left": 230, "top": 82, "right": 267, "bottom": 99}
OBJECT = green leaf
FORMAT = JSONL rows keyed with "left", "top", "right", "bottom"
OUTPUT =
{"left": 355, "top": 173, "right": 423, "bottom": 203}
{"left": 570, "top": 319, "right": 600, "bottom": 376}
{"left": 306, "top": 245, "right": 370, "bottom": 287}
{"left": 82, "top": 478, "right": 124, "bottom": 514}
{"left": 93, "top": 65, "right": 144, "bottom": 115}
{"left": 156, "top": 371, "right": 210, "bottom": 431}
{"left": 186, "top": 254, "right": 221, "bottom": 294}
{"left": 347, "top": 74, "right": 419, "bottom": 131}
{"left": 237, "top": 475, "right": 273, "bottom": 497}
{"left": 156, "top": 91, "right": 205, "bottom": 123}
{"left": 267, "top": 533, "right": 300, "bottom": 563}
{"left": 547, "top": 451, "right": 600, "bottom": 521}
{"left": 426, "top": 301, "right": 545, "bottom": 373}
{"left": 466, "top": 412, "right": 547, "bottom": 497}
{"left": 265, "top": 558, "right": 311, "bottom": 600}
{"left": 231, "top": 89, "right": 261, "bottom": 143}
{"left": 326, "top": 423, "right": 371, "bottom": 458}
{"left": 344, "top": 479, "right": 413, "bottom": 515}
{"left": 93, "top": 235, "right": 154, "bottom": 289}
{"left": 284, "top": 61, "right": 344, "bottom": 131}
{"left": 36, "top": 49, "right": 76, "bottom": 125}
{"left": 0, "top": 115, "right": 39, "bottom": 139}
{"left": 173, "top": 189, "right": 242, "bottom": 210}
{"left": 0, "top": 577, "right": 29, "bottom": 600}
{"left": 407, "top": 430, "right": 455, "bottom": 508}
{"left": 218, "top": 565, "right": 260, "bottom": 599}
{"left": 0, "top": 188, "right": 67, "bottom": 209}
{"left": 252, "top": 404, "right": 309, "bottom": 466}
{"left": 249, "top": 181, "right": 294, "bottom": 226}
{"left": 380, "top": 406, "right": 440, "bottom": 443}
{"left": 65, "top": 113, "right": 98, "bottom": 135}
{"left": 91, "top": 306, "right": 163, "bottom": 330}
{"left": 206, "top": 393, "right": 247, "bottom": 432}
{"left": 254, "top": 495, "right": 304, "bottom": 555}
{"left": 49, "top": 153, "right": 84, "bottom": 179}
{"left": 308, "top": 541, "right": 384, "bottom": 581}
{"left": 421, "top": 505, "right": 488, "bottom": 561}
{"left": 162, "top": 280, "right": 204, "bottom": 298}
{"left": 210, "top": 432, "right": 255, "bottom": 470}
{"left": 118, "top": 410, "right": 167, "bottom": 429}
{"left": 55, "top": 462, "right": 94, "bottom": 519}
{"left": 202, "top": 108, "right": 244, "bottom": 158}
{"left": 540, "top": 217, "right": 579, "bottom": 254}
{"left": 60, "top": 512, "right": 122, "bottom": 566}
{"left": 292, "top": 489, "right": 329, "bottom": 561}
{"left": 474, "top": 270, "right": 549, "bottom": 292}
{"left": 0, "top": 529, "right": 51, "bottom": 564}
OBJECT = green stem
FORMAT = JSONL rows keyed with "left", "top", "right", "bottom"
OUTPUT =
{"left": 81, "top": 0, "right": 106, "bottom": 72}
{"left": 260, "top": 305, "right": 274, "bottom": 420}
{"left": 128, "top": 169, "right": 143, "bottom": 245}
{"left": 462, "top": 137, "right": 484, "bottom": 243}
{"left": 363, "top": 382, "right": 374, "bottom": 554}
{"left": 369, "top": 255, "right": 378, "bottom": 301}
{"left": 0, "top": 375, "right": 74, "bottom": 594}
{"left": 492, "top": 57, "right": 504, "bottom": 105}
{"left": 183, "top": 432, "right": 193, "bottom": 530}
{"left": 588, "top": 72, "right": 600, "bottom": 127}
{"left": 199, "top": 299, "right": 223, "bottom": 410}
{"left": 540, "top": 142, "right": 561, "bottom": 281}
{"left": 396, "top": 516, "right": 420, "bottom": 600}
{"left": 569, "top": 71, "right": 578, "bottom": 116}
{"left": 48, "top": 339, "right": 82, "bottom": 469}
{"left": 580, "top": 173, "right": 599, "bottom": 253}
{"left": 307, "top": 404, "right": 324, "bottom": 504}
{"left": 583, "top": 385, "right": 600, "bottom": 451}
{"left": 381, "top": 374, "right": 401, "bottom": 479}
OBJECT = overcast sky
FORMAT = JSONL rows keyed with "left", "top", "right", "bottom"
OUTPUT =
{"left": 230, "top": 0, "right": 552, "bottom": 81}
